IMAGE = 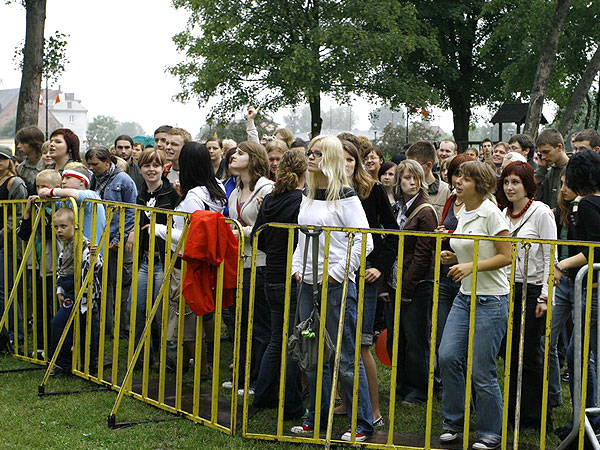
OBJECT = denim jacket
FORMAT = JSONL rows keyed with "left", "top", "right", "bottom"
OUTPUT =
{"left": 100, "top": 172, "right": 138, "bottom": 243}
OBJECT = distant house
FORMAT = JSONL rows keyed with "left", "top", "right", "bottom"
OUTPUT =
{"left": 0, "top": 88, "right": 88, "bottom": 150}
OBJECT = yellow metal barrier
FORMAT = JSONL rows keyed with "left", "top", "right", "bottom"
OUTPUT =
{"left": 0, "top": 198, "right": 77, "bottom": 370}
{"left": 34, "top": 198, "right": 246, "bottom": 435}
{"left": 242, "top": 223, "right": 600, "bottom": 450}
{"left": 5, "top": 197, "right": 600, "bottom": 449}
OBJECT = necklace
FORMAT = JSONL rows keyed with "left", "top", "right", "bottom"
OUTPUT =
{"left": 508, "top": 196, "right": 535, "bottom": 219}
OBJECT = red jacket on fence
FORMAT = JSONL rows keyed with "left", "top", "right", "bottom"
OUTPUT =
{"left": 182, "top": 210, "right": 238, "bottom": 316}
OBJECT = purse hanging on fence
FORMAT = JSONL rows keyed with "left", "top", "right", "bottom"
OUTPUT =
{"left": 288, "top": 226, "right": 335, "bottom": 372}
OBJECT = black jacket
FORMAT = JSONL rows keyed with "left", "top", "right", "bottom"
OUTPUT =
{"left": 360, "top": 183, "right": 399, "bottom": 275}
{"left": 252, "top": 189, "right": 303, "bottom": 283}
{"left": 136, "top": 178, "right": 180, "bottom": 260}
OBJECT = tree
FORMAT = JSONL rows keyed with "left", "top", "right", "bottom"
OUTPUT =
{"left": 169, "top": 0, "right": 437, "bottom": 137}
{"left": 557, "top": 46, "right": 600, "bottom": 135}
{"left": 87, "top": 116, "right": 146, "bottom": 147}
{"left": 87, "top": 115, "right": 119, "bottom": 147}
{"left": 369, "top": 106, "right": 405, "bottom": 133}
{"left": 14, "top": 0, "right": 47, "bottom": 132}
{"left": 522, "top": 0, "right": 572, "bottom": 137}
{"left": 199, "top": 116, "right": 279, "bottom": 144}
{"left": 116, "top": 121, "right": 146, "bottom": 137}
{"left": 379, "top": 0, "right": 517, "bottom": 150}
{"left": 378, "top": 121, "right": 444, "bottom": 156}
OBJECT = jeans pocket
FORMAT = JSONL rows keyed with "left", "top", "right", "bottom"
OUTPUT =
{"left": 477, "top": 295, "right": 502, "bottom": 307}
{"left": 327, "top": 283, "right": 344, "bottom": 306}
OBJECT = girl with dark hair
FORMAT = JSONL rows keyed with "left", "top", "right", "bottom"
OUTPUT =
{"left": 126, "top": 148, "right": 179, "bottom": 370}
{"left": 547, "top": 170, "right": 578, "bottom": 408}
{"left": 378, "top": 162, "right": 397, "bottom": 208}
{"left": 498, "top": 161, "right": 556, "bottom": 429}
{"left": 224, "top": 141, "right": 274, "bottom": 394}
{"left": 153, "top": 142, "right": 226, "bottom": 371}
{"left": 49, "top": 128, "right": 81, "bottom": 171}
{"left": 338, "top": 140, "right": 398, "bottom": 427}
{"left": 555, "top": 150, "right": 600, "bottom": 433}
{"left": 251, "top": 149, "right": 306, "bottom": 417}
{"left": 438, "top": 161, "right": 511, "bottom": 447}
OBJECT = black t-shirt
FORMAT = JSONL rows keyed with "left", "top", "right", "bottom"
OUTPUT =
{"left": 576, "top": 195, "right": 600, "bottom": 280}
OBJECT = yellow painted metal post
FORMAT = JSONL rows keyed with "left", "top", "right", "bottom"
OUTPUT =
{"left": 84, "top": 203, "right": 98, "bottom": 377}
{"left": 314, "top": 230, "right": 331, "bottom": 440}
{"left": 142, "top": 213, "right": 156, "bottom": 397}
{"left": 463, "top": 239, "right": 480, "bottom": 450}
{"left": 40, "top": 200, "right": 49, "bottom": 360}
{"left": 425, "top": 236, "right": 443, "bottom": 449}
{"left": 127, "top": 209, "right": 141, "bottom": 380}
{"left": 325, "top": 232, "right": 355, "bottom": 448}
{"left": 348, "top": 232, "right": 366, "bottom": 444}
{"left": 158, "top": 215, "right": 174, "bottom": 405}
{"left": 111, "top": 207, "right": 127, "bottom": 383}
{"left": 578, "top": 251, "right": 595, "bottom": 450}
{"left": 387, "top": 234, "right": 405, "bottom": 446}
{"left": 1, "top": 206, "right": 8, "bottom": 341}
{"left": 539, "top": 243, "right": 557, "bottom": 450}
{"left": 501, "top": 242, "right": 519, "bottom": 449}
{"left": 276, "top": 227, "right": 295, "bottom": 437}
{"left": 211, "top": 260, "right": 225, "bottom": 424}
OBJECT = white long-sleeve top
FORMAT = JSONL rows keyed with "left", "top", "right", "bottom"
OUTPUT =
{"left": 291, "top": 189, "right": 373, "bottom": 284}
{"left": 503, "top": 201, "right": 557, "bottom": 298}
{"left": 155, "top": 184, "right": 226, "bottom": 254}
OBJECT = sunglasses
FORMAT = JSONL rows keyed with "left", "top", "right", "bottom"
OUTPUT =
{"left": 305, "top": 150, "right": 323, "bottom": 158}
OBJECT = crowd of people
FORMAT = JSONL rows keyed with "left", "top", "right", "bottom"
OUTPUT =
{"left": 2, "top": 109, "right": 600, "bottom": 448}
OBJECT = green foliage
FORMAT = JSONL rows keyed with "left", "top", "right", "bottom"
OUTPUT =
{"left": 484, "top": 0, "right": 600, "bottom": 112}
{"left": 0, "top": 116, "right": 17, "bottom": 138}
{"left": 87, "top": 116, "right": 146, "bottom": 148}
{"left": 13, "top": 30, "right": 69, "bottom": 84}
{"left": 377, "top": 121, "right": 444, "bottom": 156}
{"left": 282, "top": 104, "right": 357, "bottom": 135}
{"left": 198, "top": 115, "right": 279, "bottom": 144}
{"left": 169, "top": 0, "right": 438, "bottom": 133}
{"left": 369, "top": 106, "right": 406, "bottom": 132}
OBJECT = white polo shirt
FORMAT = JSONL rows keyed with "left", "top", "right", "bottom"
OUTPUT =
{"left": 449, "top": 198, "right": 510, "bottom": 295}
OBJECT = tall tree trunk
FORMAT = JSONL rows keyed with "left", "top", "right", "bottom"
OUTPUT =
{"left": 595, "top": 85, "right": 600, "bottom": 130}
{"left": 523, "top": 0, "right": 572, "bottom": 138}
{"left": 557, "top": 45, "right": 600, "bottom": 136}
{"left": 309, "top": 96, "right": 322, "bottom": 138}
{"left": 448, "top": 88, "right": 471, "bottom": 151}
{"left": 15, "top": 0, "right": 47, "bottom": 133}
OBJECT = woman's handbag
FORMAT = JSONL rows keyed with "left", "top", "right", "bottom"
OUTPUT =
{"left": 288, "top": 227, "right": 334, "bottom": 372}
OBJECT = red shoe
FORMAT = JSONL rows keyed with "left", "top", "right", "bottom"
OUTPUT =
{"left": 291, "top": 424, "right": 314, "bottom": 435}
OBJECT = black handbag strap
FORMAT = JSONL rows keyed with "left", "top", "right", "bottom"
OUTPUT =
{"left": 293, "top": 226, "right": 322, "bottom": 327}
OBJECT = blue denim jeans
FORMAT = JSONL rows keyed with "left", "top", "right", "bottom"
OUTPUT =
{"left": 253, "top": 281, "right": 304, "bottom": 418}
{"left": 439, "top": 292, "right": 509, "bottom": 442}
{"left": 548, "top": 274, "right": 575, "bottom": 407}
{"left": 358, "top": 264, "right": 379, "bottom": 346}
{"left": 131, "top": 257, "right": 164, "bottom": 368}
{"left": 435, "top": 273, "right": 461, "bottom": 385}
{"left": 299, "top": 280, "right": 374, "bottom": 436}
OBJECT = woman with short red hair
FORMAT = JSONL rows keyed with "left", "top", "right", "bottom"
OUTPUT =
{"left": 498, "top": 161, "right": 556, "bottom": 430}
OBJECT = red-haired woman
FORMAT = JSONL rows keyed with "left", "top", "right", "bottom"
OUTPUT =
{"left": 498, "top": 161, "right": 556, "bottom": 430}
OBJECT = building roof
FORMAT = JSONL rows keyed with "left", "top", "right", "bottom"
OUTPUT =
{"left": 490, "top": 102, "right": 548, "bottom": 125}
{"left": 0, "top": 89, "right": 19, "bottom": 112}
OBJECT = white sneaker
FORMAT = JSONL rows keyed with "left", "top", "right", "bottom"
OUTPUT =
{"left": 237, "top": 387, "right": 255, "bottom": 396}
{"left": 341, "top": 429, "right": 368, "bottom": 442}
{"left": 440, "top": 430, "right": 458, "bottom": 442}
{"left": 222, "top": 380, "right": 233, "bottom": 389}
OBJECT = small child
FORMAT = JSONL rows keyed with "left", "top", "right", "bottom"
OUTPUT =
{"left": 38, "top": 164, "right": 106, "bottom": 247}
{"left": 17, "top": 169, "right": 63, "bottom": 354}
{"left": 49, "top": 207, "right": 103, "bottom": 376}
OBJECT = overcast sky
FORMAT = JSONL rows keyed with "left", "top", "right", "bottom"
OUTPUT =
{"left": 1, "top": 1, "right": 555, "bottom": 139}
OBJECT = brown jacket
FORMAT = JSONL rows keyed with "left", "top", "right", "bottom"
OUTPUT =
{"left": 400, "top": 193, "right": 437, "bottom": 297}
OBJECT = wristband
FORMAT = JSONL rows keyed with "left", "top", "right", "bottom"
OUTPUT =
{"left": 537, "top": 297, "right": 547, "bottom": 304}
{"left": 50, "top": 188, "right": 55, "bottom": 197}
{"left": 555, "top": 263, "right": 568, "bottom": 274}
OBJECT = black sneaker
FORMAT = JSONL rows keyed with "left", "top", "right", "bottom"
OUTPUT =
{"left": 472, "top": 439, "right": 500, "bottom": 450}
{"left": 440, "top": 430, "right": 458, "bottom": 442}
